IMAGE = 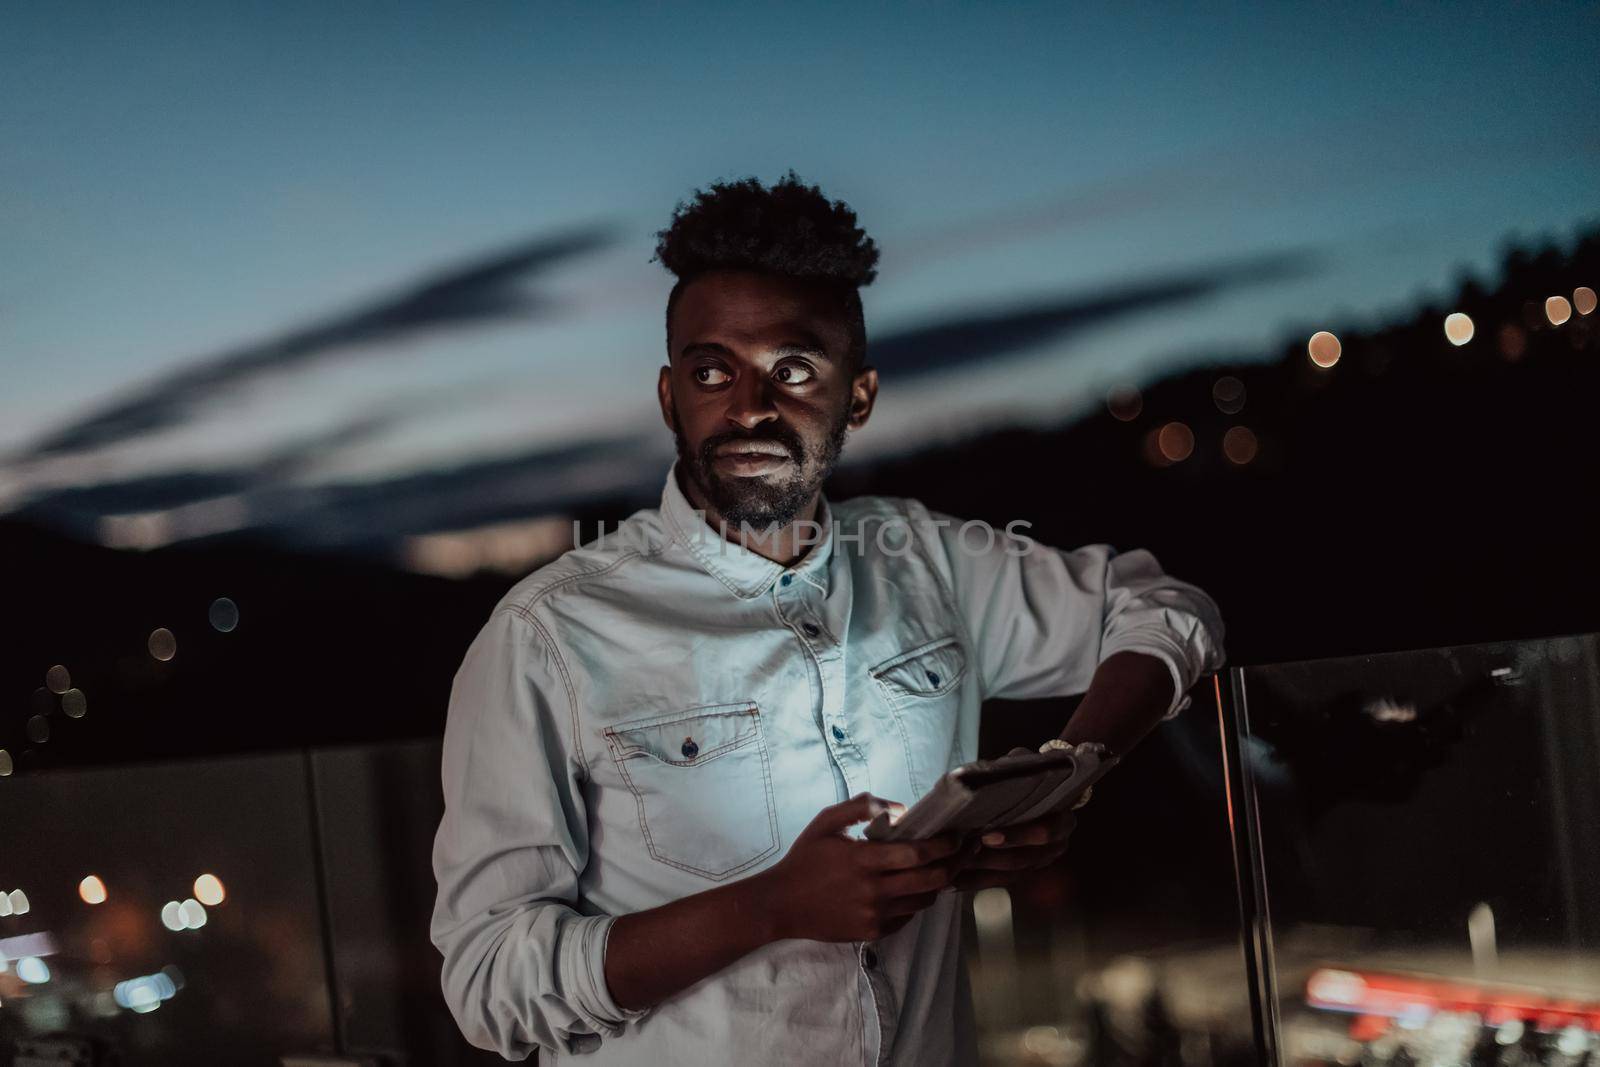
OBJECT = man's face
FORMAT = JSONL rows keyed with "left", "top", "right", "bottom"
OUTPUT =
{"left": 658, "top": 269, "right": 877, "bottom": 529}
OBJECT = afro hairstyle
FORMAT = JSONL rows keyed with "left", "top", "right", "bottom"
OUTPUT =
{"left": 654, "top": 170, "right": 880, "bottom": 370}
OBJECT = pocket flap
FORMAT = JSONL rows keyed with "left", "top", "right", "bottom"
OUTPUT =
{"left": 871, "top": 636, "right": 968, "bottom": 697}
{"left": 604, "top": 702, "right": 761, "bottom": 765}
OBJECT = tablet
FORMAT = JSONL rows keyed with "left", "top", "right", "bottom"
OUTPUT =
{"left": 862, "top": 742, "right": 1118, "bottom": 842}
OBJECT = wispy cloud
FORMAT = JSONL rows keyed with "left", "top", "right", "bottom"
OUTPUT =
{"left": 867, "top": 249, "right": 1318, "bottom": 378}
{"left": 15, "top": 430, "right": 663, "bottom": 553}
{"left": 7, "top": 247, "right": 1318, "bottom": 556}
{"left": 12, "top": 226, "right": 617, "bottom": 461}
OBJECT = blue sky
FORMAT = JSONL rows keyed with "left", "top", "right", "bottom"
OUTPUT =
{"left": 2, "top": 2, "right": 1596, "bottom": 548}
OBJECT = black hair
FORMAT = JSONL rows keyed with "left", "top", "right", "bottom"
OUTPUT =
{"left": 653, "top": 170, "right": 880, "bottom": 370}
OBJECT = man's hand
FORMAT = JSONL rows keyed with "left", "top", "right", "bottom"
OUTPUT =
{"left": 950, "top": 807, "right": 1077, "bottom": 891}
{"left": 950, "top": 747, "right": 1082, "bottom": 892}
{"left": 606, "top": 793, "right": 959, "bottom": 1012}
{"left": 758, "top": 793, "right": 963, "bottom": 942}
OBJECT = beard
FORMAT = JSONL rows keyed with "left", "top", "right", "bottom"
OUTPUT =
{"left": 674, "top": 405, "right": 850, "bottom": 530}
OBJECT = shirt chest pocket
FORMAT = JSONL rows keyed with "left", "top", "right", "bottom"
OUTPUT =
{"left": 602, "top": 702, "right": 780, "bottom": 881}
{"left": 870, "top": 636, "right": 970, "bottom": 799}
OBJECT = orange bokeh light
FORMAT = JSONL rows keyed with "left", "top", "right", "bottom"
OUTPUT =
{"left": 1157, "top": 422, "right": 1194, "bottom": 463}
{"left": 1308, "top": 331, "right": 1341, "bottom": 368}
{"left": 1222, "top": 426, "right": 1259, "bottom": 465}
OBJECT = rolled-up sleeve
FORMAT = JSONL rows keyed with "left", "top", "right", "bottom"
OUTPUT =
{"left": 911, "top": 501, "right": 1225, "bottom": 715}
{"left": 430, "top": 606, "right": 644, "bottom": 1060}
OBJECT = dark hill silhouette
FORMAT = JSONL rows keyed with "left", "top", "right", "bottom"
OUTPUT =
{"left": 829, "top": 227, "right": 1600, "bottom": 665}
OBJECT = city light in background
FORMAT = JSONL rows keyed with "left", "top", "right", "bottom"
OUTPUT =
{"left": 147, "top": 628, "right": 177, "bottom": 662}
{"left": 1222, "top": 426, "right": 1259, "bottom": 466}
{"left": 160, "top": 898, "right": 209, "bottom": 931}
{"left": 1308, "top": 331, "right": 1343, "bottom": 368}
{"left": 193, "top": 874, "right": 225, "bottom": 907}
{"left": 207, "top": 597, "right": 239, "bottom": 633}
{"left": 1212, "top": 377, "right": 1246, "bottom": 415}
{"left": 1107, "top": 387, "right": 1143, "bottom": 422}
{"left": 1444, "top": 312, "right": 1475, "bottom": 346}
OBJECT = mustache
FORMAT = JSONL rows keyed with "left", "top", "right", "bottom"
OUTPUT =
{"left": 699, "top": 426, "right": 803, "bottom": 462}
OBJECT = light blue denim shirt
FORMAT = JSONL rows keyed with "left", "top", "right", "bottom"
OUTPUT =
{"left": 430, "top": 459, "right": 1224, "bottom": 1064}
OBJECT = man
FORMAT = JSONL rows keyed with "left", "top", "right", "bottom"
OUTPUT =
{"left": 430, "top": 172, "right": 1225, "bottom": 1064}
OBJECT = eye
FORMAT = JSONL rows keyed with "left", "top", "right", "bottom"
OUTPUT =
{"left": 694, "top": 366, "right": 731, "bottom": 386}
{"left": 774, "top": 363, "right": 815, "bottom": 385}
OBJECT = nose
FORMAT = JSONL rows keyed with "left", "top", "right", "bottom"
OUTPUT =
{"left": 724, "top": 371, "right": 779, "bottom": 430}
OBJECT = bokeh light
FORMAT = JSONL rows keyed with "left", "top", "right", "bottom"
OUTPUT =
{"left": 1211, "top": 376, "right": 1246, "bottom": 414}
{"left": 1223, "top": 426, "right": 1259, "bottom": 465}
{"left": 148, "top": 627, "right": 177, "bottom": 661}
{"left": 179, "top": 898, "right": 209, "bottom": 929}
{"left": 1106, "top": 386, "right": 1142, "bottom": 422}
{"left": 160, "top": 900, "right": 185, "bottom": 931}
{"left": 1443, "top": 312, "right": 1475, "bottom": 346}
{"left": 45, "top": 664, "right": 72, "bottom": 694}
{"left": 8, "top": 889, "right": 31, "bottom": 915}
{"left": 114, "top": 970, "right": 178, "bottom": 1013}
{"left": 26, "top": 715, "right": 50, "bottom": 744}
{"left": 79, "top": 875, "right": 108, "bottom": 905}
{"left": 208, "top": 597, "right": 240, "bottom": 632}
{"left": 1157, "top": 422, "right": 1195, "bottom": 463}
{"left": 17, "top": 956, "right": 50, "bottom": 984}
{"left": 1023, "top": 1026, "right": 1068, "bottom": 1059}
{"left": 1308, "top": 331, "right": 1342, "bottom": 368}
{"left": 61, "top": 687, "right": 87, "bottom": 718}
{"left": 972, "top": 887, "right": 1013, "bottom": 934}
{"left": 1545, "top": 295, "right": 1572, "bottom": 326}
{"left": 121, "top": 981, "right": 162, "bottom": 1013}
{"left": 1576, "top": 286, "right": 1597, "bottom": 316}
{"left": 0, "top": 748, "right": 12, "bottom": 776}
{"left": 193, "top": 873, "right": 226, "bottom": 907}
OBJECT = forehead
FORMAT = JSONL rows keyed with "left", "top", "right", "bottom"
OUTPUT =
{"left": 670, "top": 270, "right": 849, "bottom": 356}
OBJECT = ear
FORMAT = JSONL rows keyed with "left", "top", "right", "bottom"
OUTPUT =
{"left": 846, "top": 366, "right": 879, "bottom": 430}
{"left": 657, "top": 364, "right": 678, "bottom": 433}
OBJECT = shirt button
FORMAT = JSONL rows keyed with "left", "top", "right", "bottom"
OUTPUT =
{"left": 831, "top": 724, "right": 845, "bottom": 742}
{"left": 862, "top": 947, "right": 878, "bottom": 969}
{"left": 802, "top": 622, "right": 820, "bottom": 637}
{"left": 780, "top": 573, "right": 793, "bottom": 587}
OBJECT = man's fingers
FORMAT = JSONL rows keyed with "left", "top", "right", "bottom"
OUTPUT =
{"left": 861, "top": 833, "right": 962, "bottom": 870}
{"left": 804, "top": 793, "right": 900, "bottom": 837}
{"left": 880, "top": 864, "right": 955, "bottom": 898}
{"left": 979, "top": 812, "right": 1076, "bottom": 849}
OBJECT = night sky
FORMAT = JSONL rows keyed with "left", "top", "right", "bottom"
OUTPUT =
{"left": 4, "top": 2, "right": 1596, "bottom": 549}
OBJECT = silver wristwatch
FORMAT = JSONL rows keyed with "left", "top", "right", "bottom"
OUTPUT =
{"left": 1038, "top": 738, "right": 1110, "bottom": 809}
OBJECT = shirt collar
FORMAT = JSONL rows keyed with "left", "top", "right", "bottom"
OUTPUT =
{"left": 659, "top": 458, "right": 836, "bottom": 600}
